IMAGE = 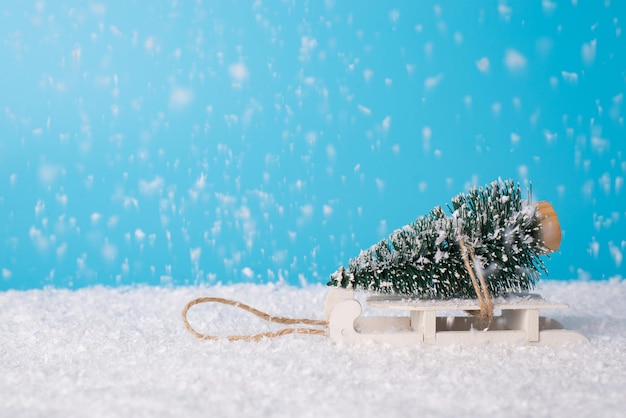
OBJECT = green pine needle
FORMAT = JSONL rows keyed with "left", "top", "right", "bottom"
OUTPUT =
{"left": 328, "top": 179, "right": 551, "bottom": 299}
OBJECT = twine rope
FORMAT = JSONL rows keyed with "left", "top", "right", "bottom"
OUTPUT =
{"left": 459, "top": 238, "right": 494, "bottom": 327}
{"left": 182, "top": 296, "right": 328, "bottom": 341}
{"left": 183, "top": 241, "right": 495, "bottom": 341}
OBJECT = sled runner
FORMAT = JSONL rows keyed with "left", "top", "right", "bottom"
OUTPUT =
{"left": 325, "top": 288, "right": 588, "bottom": 346}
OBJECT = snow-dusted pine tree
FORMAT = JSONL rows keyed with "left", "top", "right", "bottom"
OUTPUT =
{"left": 328, "top": 179, "right": 561, "bottom": 299}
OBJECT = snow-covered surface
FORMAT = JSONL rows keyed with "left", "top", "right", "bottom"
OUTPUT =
{"left": 2, "top": 279, "right": 625, "bottom": 418}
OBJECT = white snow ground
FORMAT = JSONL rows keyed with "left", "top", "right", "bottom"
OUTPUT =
{"left": 1, "top": 279, "right": 625, "bottom": 418}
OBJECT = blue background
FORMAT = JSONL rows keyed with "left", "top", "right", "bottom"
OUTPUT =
{"left": 1, "top": 1, "right": 624, "bottom": 290}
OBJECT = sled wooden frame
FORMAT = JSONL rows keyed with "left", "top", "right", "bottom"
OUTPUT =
{"left": 325, "top": 288, "right": 588, "bottom": 346}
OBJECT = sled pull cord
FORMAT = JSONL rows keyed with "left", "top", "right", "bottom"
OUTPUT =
{"left": 182, "top": 297, "right": 328, "bottom": 341}
{"left": 459, "top": 239, "right": 494, "bottom": 325}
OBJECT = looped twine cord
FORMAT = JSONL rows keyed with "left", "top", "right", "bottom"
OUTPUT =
{"left": 459, "top": 238, "right": 494, "bottom": 328}
{"left": 182, "top": 297, "right": 328, "bottom": 341}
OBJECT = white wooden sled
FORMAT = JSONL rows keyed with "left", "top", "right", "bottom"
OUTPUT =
{"left": 325, "top": 288, "right": 588, "bottom": 346}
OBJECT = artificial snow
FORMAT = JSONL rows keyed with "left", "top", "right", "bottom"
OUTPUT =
{"left": 1, "top": 279, "right": 625, "bottom": 417}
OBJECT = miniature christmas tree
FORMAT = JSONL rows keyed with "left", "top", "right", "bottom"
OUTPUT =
{"left": 328, "top": 179, "right": 561, "bottom": 301}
